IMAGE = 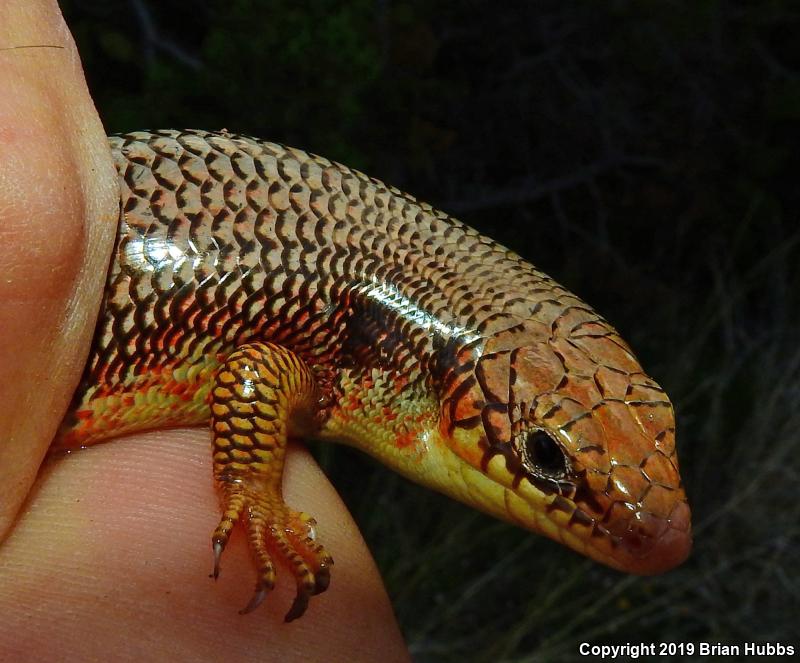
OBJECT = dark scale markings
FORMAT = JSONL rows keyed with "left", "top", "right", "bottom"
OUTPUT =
{"left": 55, "top": 130, "right": 690, "bottom": 591}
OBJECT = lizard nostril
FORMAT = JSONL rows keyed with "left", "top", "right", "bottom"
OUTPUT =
{"left": 618, "top": 506, "right": 693, "bottom": 574}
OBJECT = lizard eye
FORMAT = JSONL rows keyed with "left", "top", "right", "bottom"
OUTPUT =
{"left": 518, "top": 429, "right": 568, "bottom": 479}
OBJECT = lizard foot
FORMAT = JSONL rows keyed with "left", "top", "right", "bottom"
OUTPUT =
{"left": 209, "top": 342, "right": 330, "bottom": 621}
{"left": 212, "top": 482, "right": 333, "bottom": 621}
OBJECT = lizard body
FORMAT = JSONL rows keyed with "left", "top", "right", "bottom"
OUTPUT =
{"left": 56, "top": 130, "right": 691, "bottom": 619}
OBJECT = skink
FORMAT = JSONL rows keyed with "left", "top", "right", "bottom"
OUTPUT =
{"left": 55, "top": 129, "right": 691, "bottom": 621}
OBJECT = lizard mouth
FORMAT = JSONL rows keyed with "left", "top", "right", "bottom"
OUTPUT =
{"left": 502, "top": 472, "right": 692, "bottom": 575}
{"left": 558, "top": 491, "right": 693, "bottom": 575}
{"left": 597, "top": 498, "right": 692, "bottom": 574}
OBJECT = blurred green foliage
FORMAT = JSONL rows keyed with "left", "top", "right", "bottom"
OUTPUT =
{"left": 61, "top": 1, "right": 800, "bottom": 660}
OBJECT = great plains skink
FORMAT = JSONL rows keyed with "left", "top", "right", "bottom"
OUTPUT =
{"left": 55, "top": 129, "right": 691, "bottom": 621}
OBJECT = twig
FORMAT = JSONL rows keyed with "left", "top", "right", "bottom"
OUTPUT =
{"left": 129, "top": 0, "right": 203, "bottom": 70}
{"left": 442, "top": 154, "right": 661, "bottom": 215}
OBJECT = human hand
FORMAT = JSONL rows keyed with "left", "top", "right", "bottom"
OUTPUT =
{"left": 0, "top": 3, "right": 409, "bottom": 661}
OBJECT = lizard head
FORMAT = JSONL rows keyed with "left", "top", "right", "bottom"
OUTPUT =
{"left": 437, "top": 312, "right": 691, "bottom": 575}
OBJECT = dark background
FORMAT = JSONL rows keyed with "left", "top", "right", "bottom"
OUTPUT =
{"left": 61, "top": 1, "right": 799, "bottom": 660}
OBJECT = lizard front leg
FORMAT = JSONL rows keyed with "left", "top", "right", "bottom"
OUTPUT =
{"left": 209, "top": 342, "right": 332, "bottom": 621}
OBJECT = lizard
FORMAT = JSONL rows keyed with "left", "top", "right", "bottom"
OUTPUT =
{"left": 53, "top": 129, "right": 691, "bottom": 621}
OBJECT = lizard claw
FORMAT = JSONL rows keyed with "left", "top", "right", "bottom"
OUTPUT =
{"left": 313, "top": 564, "right": 331, "bottom": 595}
{"left": 284, "top": 588, "right": 311, "bottom": 623}
{"left": 211, "top": 540, "right": 224, "bottom": 579}
{"left": 240, "top": 586, "right": 270, "bottom": 615}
